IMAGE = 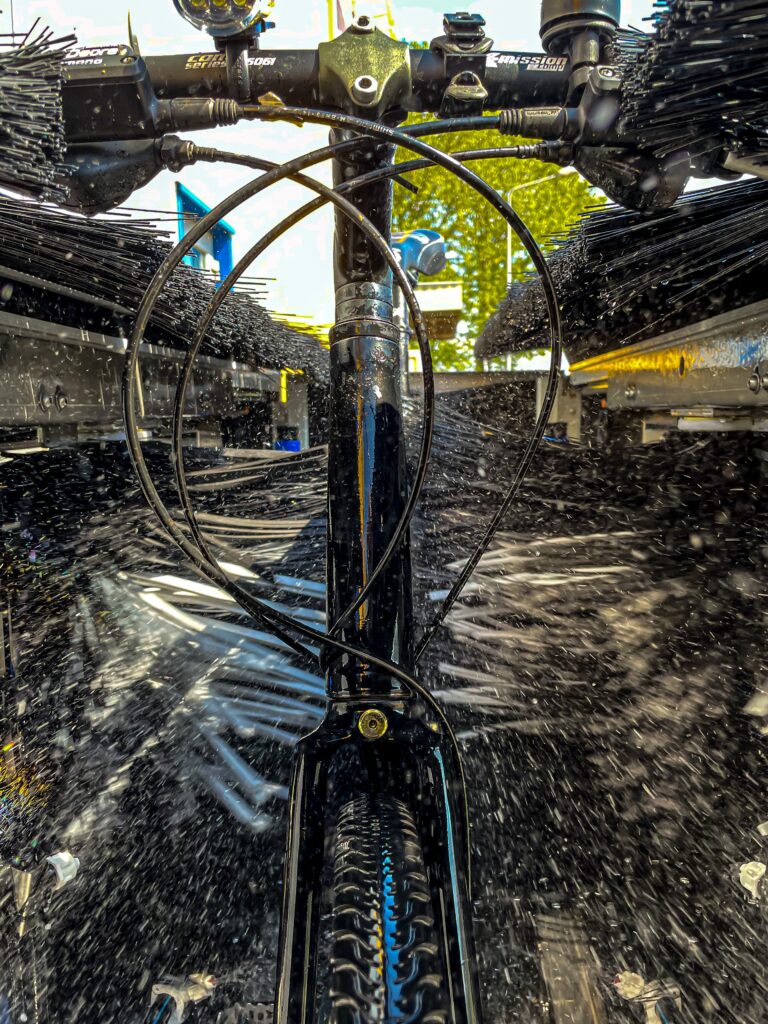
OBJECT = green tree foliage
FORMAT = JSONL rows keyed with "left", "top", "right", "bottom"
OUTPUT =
{"left": 392, "top": 121, "right": 602, "bottom": 370}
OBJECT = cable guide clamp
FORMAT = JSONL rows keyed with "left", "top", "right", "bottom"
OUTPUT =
{"left": 431, "top": 11, "right": 493, "bottom": 117}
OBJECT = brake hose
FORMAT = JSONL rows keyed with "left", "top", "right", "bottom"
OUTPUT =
{"left": 239, "top": 108, "right": 565, "bottom": 651}
{"left": 169, "top": 142, "right": 550, "bottom": 647}
{"left": 124, "top": 135, "right": 416, "bottom": 668}
{"left": 122, "top": 114, "right": 561, "bottom": 887}
{"left": 123, "top": 127, "right": 460, "bottom": 687}
{"left": 124, "top": 111, "right": 562, "bottom": 674}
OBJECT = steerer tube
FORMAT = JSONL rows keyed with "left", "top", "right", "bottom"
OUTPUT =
{"left": 326, "top": 131, "right": 413, "bottom": 698}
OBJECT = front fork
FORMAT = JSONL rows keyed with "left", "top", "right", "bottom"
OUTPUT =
{"left": 274, "top": 137, "right": 482, "bottom": 1023}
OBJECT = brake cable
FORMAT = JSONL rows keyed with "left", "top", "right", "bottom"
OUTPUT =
{"left": 125, "top": 129, "right": 448, "bottom": 683}
{"left": 236, "top": 107, "right": 563, "bottom": 647}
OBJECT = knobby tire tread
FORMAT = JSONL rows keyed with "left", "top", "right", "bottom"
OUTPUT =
{"left": 325, "top": 793, "right": 449, "bottom": 1024}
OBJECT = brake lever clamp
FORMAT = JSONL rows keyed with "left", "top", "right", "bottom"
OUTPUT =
{"left": 497, "top": 62, "right": 621, "bottom": 146}
{"left": 540, "top": 0, "right": 620, "bottom": 99}
{"left": 577, "top": 64, "right": 622, "bottom": 141}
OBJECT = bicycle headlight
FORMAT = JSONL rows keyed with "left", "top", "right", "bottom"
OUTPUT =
{"left": 173, "top": 0, "right": 269, "bottom": 38}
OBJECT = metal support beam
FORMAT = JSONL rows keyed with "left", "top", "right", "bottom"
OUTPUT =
{"left": 0, "top": 311, "right": 279, "bottom": 431}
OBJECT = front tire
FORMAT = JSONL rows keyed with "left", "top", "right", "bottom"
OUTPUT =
{"left": 324, "top": 792, "right": 449, "bottom": 1024}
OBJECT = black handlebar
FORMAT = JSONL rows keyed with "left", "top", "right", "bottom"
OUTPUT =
{"left": 61, "top": 45, "right": 572, "bottom": 144}
{"left": 148, "top": 48, "right": 571, "bottom": 108}
{"left": 29, "top": 0, "right": 757, "bottom": 217}
{"left": 55, "top": 21, "right": 712, "bottom": 217}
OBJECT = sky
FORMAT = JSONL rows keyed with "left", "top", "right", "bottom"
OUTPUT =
{"left": 5, "top": 0, "right": 659, "bottom": 329}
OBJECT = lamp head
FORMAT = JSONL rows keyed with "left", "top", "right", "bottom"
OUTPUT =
{"left": 173, "top": 0, "right": 271, "bottom": 39}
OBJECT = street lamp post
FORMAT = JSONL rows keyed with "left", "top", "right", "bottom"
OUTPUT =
{"left": 490, "top": 167, "right": 578, "bottom": 370}
{"left": 505, "top": 167, "right": 579, "bottom": 291}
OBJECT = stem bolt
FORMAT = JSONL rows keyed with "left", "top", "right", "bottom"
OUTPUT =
{"left": 351, "top": 75, "right": 378, "bottom": 106}
{"left": 358, "top": 708, "right": 388, "bottom": 741}
{"left": 350, "top": 15, "right": 375, "bottom": 33}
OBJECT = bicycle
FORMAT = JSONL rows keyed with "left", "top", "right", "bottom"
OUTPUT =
{"left": 35, "top": 0, "right": 726, "bottom": 1018}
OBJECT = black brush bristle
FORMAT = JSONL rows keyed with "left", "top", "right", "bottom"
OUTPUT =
{"left": 477, "top": 178, "right": 768, "bottom": 362}
{"left": 612, "top": 26, "right": 653, "bottom": 75}
{"left": 0, "top": 23, "right": 75, "bottom": 200}
{"left": 620, "top": 0, "right": 768, "bottom": 158}
{"left": 0, "top": 196, "right": 329, "bottom": 379}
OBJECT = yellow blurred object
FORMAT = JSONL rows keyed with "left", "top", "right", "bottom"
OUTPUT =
{"left": 1, "top": 744, "right": 51, "bottom": 814}
{"left": 280, "top": 368, "right": 305, "bottom": 404}
{"left": 272, "top": 312, "right": 331, "bottom": 347}
{"left": 327, "top": 0, "right": 335, "bottom": 39}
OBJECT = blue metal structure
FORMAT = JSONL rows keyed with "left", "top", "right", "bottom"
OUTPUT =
{"left": 175, "top": 183, "right": 235, "bottom": 283}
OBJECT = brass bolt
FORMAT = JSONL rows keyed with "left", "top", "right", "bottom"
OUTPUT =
{"left": 358, "top": 708, "right": 388, "bottom": 741}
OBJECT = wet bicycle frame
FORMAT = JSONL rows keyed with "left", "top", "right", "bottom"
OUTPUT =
{"left": 53, "top": 1, "right": 696, "bottom": 1019}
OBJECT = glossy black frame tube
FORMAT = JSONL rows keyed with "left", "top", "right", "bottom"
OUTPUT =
{"left": 326, "top": 133, "right": 413, "bottom": 697}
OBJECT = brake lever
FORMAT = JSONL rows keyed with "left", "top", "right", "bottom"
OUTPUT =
{"left": 497, "top": 61, "right": 691, "bottom": 212}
